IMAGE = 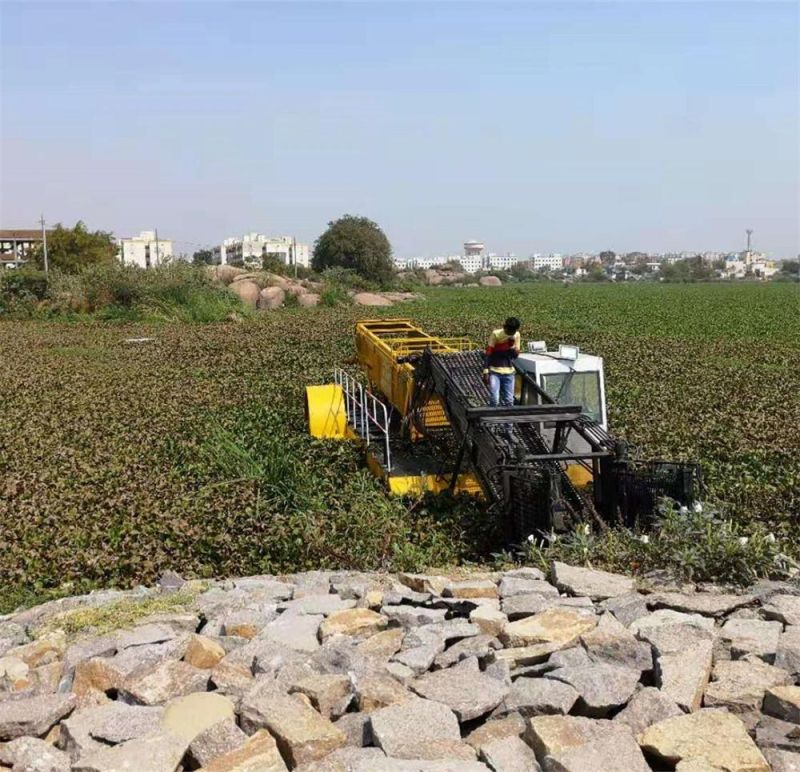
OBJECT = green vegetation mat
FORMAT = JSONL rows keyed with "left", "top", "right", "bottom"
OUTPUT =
{"left": 1, "top": 283, "right": 798, "bottom": 610}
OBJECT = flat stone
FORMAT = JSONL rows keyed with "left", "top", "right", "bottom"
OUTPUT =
{"left": 600, "top": 594, "right": 650, "bottom": 628}
{"left": 117, "top": 623, "right": 176, "bottom": 649}
{"left": 777, "top": 627, "right": 800, "bottom": 677}
{"left": 480, "top": 735, "right": 541, "bottom": 771}
{"left": 495, "top": 676, "right": 578, "bottom": 718}
{"left": 221, "top": 609, "right": 278, "bottom": 640}
{"left": 501, "top": 608, "right": 597, "bottom": 648}
{"left": 352, "top": 759, "right": 487, "bottom": 771}
{"left": 7, "top": 631, "right": 66, "bottom": 668}
{"left": 466, "top": 712, "right": 526, "bottom": 750}
{"left": 118, "top": 659, "right": 208, "bottom": 705}
{"left": 756, "top": 715, "right": 800, "bottom": 753}
{"left": 502, "top": 594, "right": 553, "bottom": 620}
{"left": 240, "top": 690, "right": 345, "bottom": 766}
{"left": 71, "top": 730, "right": 188, "bottom": 772}
{"left": 646, "top": 624, "right": 714, "bottom": 712}
{"left": 210, "top": 659, "right": 254, "bottom": 699}
{"left": 356, "top": 628, "right": 405, "bottom": 659}
{"left": 161, "top": 691, "right": 235, "bottom": 743}
{"left": 639, "top": 710, "right": 770, "bottom": 771}
{"left": 382, "top": 605, "right": 447, "bottom": 627}
{"left": 764, "top": 595, "right": 800, "bottom": 627}
{"left": 279, "top": 594, "right": 357, "bottom": 616}
{"left": 391, "top": 643, "right": 443, "bottom": 674}
{"left": 0, "top": 736, "right": 70, "bottom": 772}
{"left": 613, "top": 686, "right": 682, "bottom": 736}
{"left": 260, "top": 613, "right": 322, "bottom": 653}
{"left": 428, "top": 618, "right": 482, "bottom": 642}
{"left": 194, "top": 728, "right": 287, "bottom": 771}
{"left": 0, "top": 655, "right": 29, "bottom": 692}
{"left": 290, "top": 673, "right": 353, "bottom": 719}
{"left": 525, "top": 715, "right": 650, "bottom": 771}
{"left": 369, "top": 697, "right": 462, "bottom": 759}
{"left": 470, "top": 606, "right": 508, "bottom": 637}
{"left": 232, "top": 576, "right": 294, "bottom": 601}
{"left": 397, "top": 573, "right": 451, "bottom": 596}
{"left": 434, "top": 634, "right": 501, "bottom": 669}
{"left": 551, "top": 561, "right": 635, "bottom": 601}
{"left": 648, "top": 591, "right": 755, "bottom": 617}
{"left": 62, "top": 635, "right": 118, "bottom": 675}
{"left": 545, "top": 663, "right": 640, "bottom": 717}
{"left": 295, "top": 746, "right": 386, "bottom": 772}
{"left": 764, "top": 748, "right": 800, "bottom": 772}
{"left": 765, "top": 686, "right": 800, "bottom": 724}
{"left": 705, "top": 658, "right": 792, "bottom": 727}
{"left": 499, "top": 577, "right": 559, "bottom": 599}
{"left": 59, "top": 703, "right": 163, "bottom": 760}
{"left": 579, "top": 613, "right": 653, "bottom": 674}
{"left": 355, "top": 674, "right": 412, "bottom": 712}
{"left": 187, "top": 718, "right": 248, "bottom": 767}
{"left": 319, "top": 608, "right": 388, "bottom": 641}
{"left": 0, "top": 693, "right": 75, "bottom": 740}
{"left": 547, "top": 647, "right": 593, "bottom": 670}
{"left": 384, "top": 589, "right": 433, "bottom": 606}
{"left": 410, "top": 657, "right": 509, "bottom": 722}
{"left": 630, "top": 609, "right": 715, "bottom": 637}
{"left": 183, "top": 634, "right": 226, "bottom": 669}
{"left": 492, "top": 642, "right": 566, "bottom": 668}
{"left": 505, "top": 567, "right": 547, "bottom": 581}
{"left": 721, "top": 618, "right": 783, "bottom": 662}
{"left": 334, "top": 711, "right": 373, "bottom": 746}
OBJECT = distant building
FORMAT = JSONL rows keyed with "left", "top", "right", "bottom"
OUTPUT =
{"left": 118, "top": 231, "right": 173, "bottom": 269}
{"left": 487, "top": 253, "right": 526, "bottom": 271}
{"left": 0, "top": 229, "right": 51, "bottom": 269}
{"left": 532, "top": 254, "right": 564, "bottom": 271}
{"left": 215, "top": 232, "right": 309, "bottom": 269}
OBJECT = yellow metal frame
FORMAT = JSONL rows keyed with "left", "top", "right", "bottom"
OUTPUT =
{"left": 305, "top": 384, "right": 348, "bottom": 439}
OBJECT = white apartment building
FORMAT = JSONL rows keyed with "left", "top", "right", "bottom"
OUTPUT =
{"left": 532, "top": 253, "right": 564, "bottom": 271}
{"left": 486, "top": 253, "right": 526, "bottom": 271}
{"left": 215, "top": 232, "right": 310, "bottom": 269}
{"left": 118, "top": 231, "right": 173, "bottom": 269}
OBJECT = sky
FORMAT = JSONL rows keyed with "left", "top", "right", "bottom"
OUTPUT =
{"left": 1, "top": 1, "right": 798, "bottom": 259}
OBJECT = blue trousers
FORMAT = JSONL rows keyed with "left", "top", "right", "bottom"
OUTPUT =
{"left": 489, "top": 372, "right": 515, "bottom": 407}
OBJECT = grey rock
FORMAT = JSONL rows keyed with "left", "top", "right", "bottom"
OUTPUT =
{"left": 550, "top": 561, "right": 634, "bottom": 601}
{"left": 410, "top": 657, "right": 509, "bottom": 722}
{"left": 226, "top": 637, "right": 302, "bottom": 674}
{"left": 391, "top": 644, "right": 442, "bottom": 675}
{"left": 296, "top": 746, "right": 386, "bottom": 771}
{"left": 480, "top": 735, "right": 542, "bottom": 771}
{"left": 503, "top": 567, "right": 547, "bottom": 582}
{"left": 776, "top": 626, "right": 800, "bottom": 677}
{"left": 721, "top": 617, "right": 783, "bottom": 662}
{"left": 187, "top": 717, "right": 247, "bottom": 767}
{"left": 334, "top": 711, "right": 373, "bottom": 746}
{"left": 600, "top": 594, "right": 650, "bottom": 628}
{"left": 260, "top": 612, "right": 323, "bottom": 653}
{"left": 352, "top": 761, "right": 489, "bottom": 772}
{"left": 427, "top": 618, "right": 482, "bottom": 642}
{"left": 369, "top": 697, "right": 462, "bottom": 759}
{"left": 284, "top": 570, "right": 334, "bottom": 598}
{"left": 647, "top": 591, "right": 755, "bottom": 617}
{"left": 156, "top": 570, "right": 185, "bottom": 593}
{"left": 546, "top": 647, "right": 592, "bottom": 671}
{"left": 116, "top": 623, "right": 176, "bottom": 650}
{"left": 382, "top": 605, "right": 447, "bottom": 627}
{"left": 232, "top": 576, "right": 294, "bottom": 601}
{"left": 0, "top": 736, "right": 70, "bottom": 772}
{"left": 71, "top": 730, "right": 188, "bottom": 772}
{"left": 764, "top": 748, "right": 800, "bottom": 772}
{"left": 502, "top": 594, "right": 553, "bottom": 620}
{"left": 117, "top": 659, "right": 209, "bottom": 705}
{"left": 278, "top": 594, "right": 357, "bottom": 616}
{"left": 613, "top": 687, "right": 682, "bottom": 736}
{"left": 544, "top": 663, "right": 640, "bottom": 717}
{"left": 645, "top": 624, "right": 714, "bottom": 712}
{"left": 756, "top": 715, "right": 800, "bottom": 753}
{"left": 764, "top": 595, "right": 800, "bottom": 627}
{"left": 0, "top": 693, "right": 75, "bottom": 740}
{"left": 630, "top": 609, "right": 715, "bottom": 638}
{"left": 0, "top": 622, "right": 29, "bottom": 655}
{"left": 579, "top": 613, "right": 653, "bottom": 674}
{"left": 434, "top": 634, "right": 501, "bottom": 669}
{"left": 62, "top": 635, "right": 118, "bottom": 676}
{"left": 219, "top": 607, "right": 278, "bottom": 637}
{"left": 495, "top": 676, "right": 578, "bottom": 718}
{"left": 499, "top": 577, "right": 559, "bottom": 599}
{"left": 384, "top": 589, "right": 433, "bottom": 606}
{"left": 764, "top": 686, "right": 800, "bottom": 724}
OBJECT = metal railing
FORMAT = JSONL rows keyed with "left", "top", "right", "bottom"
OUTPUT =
{"left": 334, "top": 368, "right": 392, "bottom": 471}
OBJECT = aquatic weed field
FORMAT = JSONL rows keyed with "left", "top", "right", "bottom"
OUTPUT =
{"left": 1, "top": 282, "right": 798, "bottom": 609}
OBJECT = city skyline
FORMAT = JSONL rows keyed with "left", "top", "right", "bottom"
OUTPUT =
{"left": 2, "top": 2, "right": 798, "bottom": 258}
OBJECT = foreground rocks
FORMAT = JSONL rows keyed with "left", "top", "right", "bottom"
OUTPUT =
{"left": 0, "top": 565, "right": 799, "bottom": 770}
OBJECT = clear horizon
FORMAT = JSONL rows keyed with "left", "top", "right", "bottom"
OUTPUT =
{"left": 1, "top": 1, "right": 798, "bottom": 259}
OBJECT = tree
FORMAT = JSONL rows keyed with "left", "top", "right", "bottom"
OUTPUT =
{"left": 192, "top": 249, "right": 215, "bottom": 265}
{"left": 599, "top": 250, "right": 616, "bottom": 265}
{"left": 312, "top": 215, "right": 393, "bottom": 285}
{"left": 31, "top": 221, "right": 117, "bottom": 274}
{"left": 780, "top": 259, "right": 799, "bottom": 276}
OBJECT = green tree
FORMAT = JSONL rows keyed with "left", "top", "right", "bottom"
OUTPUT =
{"left": 599, "top": 250, "right": 616, "bottom": 265}
{"left": 312, "top": 215, "right": 394, "bottom": 286}
{"left": 780, "top": 259, "right": 799, "bottom": 276}
{"left": 31, "top": 221, "right": 117, "bottom": 274}
{"left": 509, "top": 262, "right": 533, "bottom": 280}
{"left": 192, "top": 249, "right": 215, "bottom": 265}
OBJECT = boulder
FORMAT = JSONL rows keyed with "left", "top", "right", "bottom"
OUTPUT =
{"left": 765, "top": 686, "right": 800, "bottom": 724}
{"left": 499, "top": 577, "right": 558, "bottom": 599}
{"left": 333, "top": 712, "right": 373, "bottom": 746}
{"left": 398, "top": 573, "right": 452, "bottom": 596}
{"left": 183, "top": 634, "right": 226, "bottom": 669}
{"left": 755, "top": 714, "right": 800, "bottom": 753}
{"left": 494, "top": 676, "right": 578, "bottom": 718}
{"left": 161, "top": 691, "right": 235, "bottom": 742}
{"left": 601, "top": 594, "right": 650, "bottom": 628}
{"left": 71, "top": 730, "right": 188, "bottom": 772}
{"left": 502, "top": 594, "right": 553, "bottom": 621}
{"left": 7, "top": 631, "right": 66, "bottom": 667}
{"left": 721, "top": 618, "right": 783, "bottom": 662}
{"left": 479, "top": 276, "right": 502, "bottom": 286}
{"left": 369, "top": 697, "right": 462, "bottom": 760}
{"left": 261, "top": 613, "right": 323, "bottom": 653}
{"left": 0, "top": 693, "right": 75, "bottom": 740}
{"left": 764, "top": 748, "right": 800, "bottom": 772}
{"left": 355, "top": 674, "right": 411, "bottom": 712}
{"left": 492, "top": 642, "right": 567, "bottom": 668}
{"left": 290, "top": 673, "right": 353, "bottom": 719}
{"left": 647, "top": 591, "right": 755, "bottom": 617}
{"left": 0, "top": 736, "right": 71, "bottom": 772}
{"left": 258, "top": 286, "right": 286, "bottom": 310}
{"left": 479, "top": 736, "right": 541, "bottom": 771}
{"left": 470, "top": 606, "right": 508, "bottom": 638}
{"left": 776, "top": 627, "right": 800, "bottom": 677}
{"left": 187, "top": 718, "right": 248, "bottom": 768}
{"left": 763, "top": 595, "right": 800, "bottom": 627}
{"left": 294, "top": 746, "right": 386, "bottom": 771}
{"left": 381, "top": 605, "right": 447, "bottom": 627}
{"left": 544, "top": 663, "right": 640, "bottom": 717}
{"left": 613, "top": 687, "right": 682, "bottom": 737}
{"left": 118, "top": 659, "right": 208, "bottom": 705}
{"left": 631, "top": 609, "right": 715, "bottom": 637}
{"left": 410, "top": 657, "right": 509, "bottom": 722}
{"left": 298, "top": 292, "right": 320, "bottom": 307}
{"left": 433, "top": 634, "right": 501, "bottom": 669}
{"left": 551, "top": 561, "right": 635, "bottom": 601}
{"left": 525, "top": 715, "right": 650, "bottom": 771}
{"left": 229, "top": 280, "right": 260, "bottom": 309}
{"left": 465, "top": 712, "right": 527, "bottom": 750}
{"left": 501, "top": 608, "right": 597, "bottom": 648}
{"left": 117, "top": 623, "right": 176, "bottom": 650}
{"left": 639, "top": 710, "right": 770, "bottom": 772}
{"left": 579, "top": 613, "right": 653, "bottom": 674}
{"left": 353, "top": 292, "right": 393, "bottom": 307}
{"left": 443, "top": 580, "right": 498, "bottom": 600}
{"left": 318, "top": 608, "right": 388, "bottom": 641}
{"left": 356, "top": 628, "right": 405, "bottom": 659}
{"left": 196, "top": 729, "right": 287, "bottom": 771}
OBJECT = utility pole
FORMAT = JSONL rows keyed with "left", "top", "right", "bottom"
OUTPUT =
{"left": 39, "top": 214, "right": 49, "bottom": 274}
{"left": 292, "top": 236, "right": 297, "bottom": 280}
{"left": 154, "top": 228, "right": 160, "bottom": 266}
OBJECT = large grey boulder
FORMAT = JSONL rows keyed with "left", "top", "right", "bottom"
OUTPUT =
{"left": 579, "top": 613, "right": 652, "bottom": 674}
{"left": 776, "top": 627, "right": 800, "bottom": 677}
{"left": 382, "top": 605, "right": 447, "bottom": 627}
{"left": 499, "top": 577, "right": 559, "bottom": 599}
{"left": 550, "top": 562, "right": 634, "bottom": 601}
{"left": 0, "top": 693, "right": 76, "bottom": 740}
{"left": 479, "top": 736, "right": 541, "bottom": 771}
{"left": 647, "top": 591, "right": 755, "bottom": 617}
{"left": 278, "top": 594, "right": 357, "bottom": 617}
{"left": 186, "top": 717, "right": 247, "bottom": 767}
{"left": 721, "top": 618, "right": 783, "bottom": 662}
{"left": 600, "top": 594, "right": 650, "bottom": 628}
{"left": 369, "top": 697, "right": 463, "bottom": 759}
{"left": 763, "top": 595, "right": 800, "bottom": 626}
{"left": 260, "top": 612, "right": 323, "bottom": 653}
{"left": 71, "top": 730, "right": 188, "bottom": 772}
{"left": 544, "top": 663, "right": 640, "bottom": 717}
{"left": 0, "top": 736, "right": 71, "bottom": 772}
{"left": 410, "top": 657, "right": 509, "bottom": 722}
{"left": 613, "top": 686, "right": 682, "bottom": 736}
{"left": 494, "top": 676, "right": 578, "bottom": 718}
{"left": 630, "top": 609, "right": 715, "bottom": 637}
{"left": 433, "top": 634, "right": 501, "bottom": 669}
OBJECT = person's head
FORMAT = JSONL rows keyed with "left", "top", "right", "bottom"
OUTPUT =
{"left": 504, "top": 316, "right": 521, "bottom": 335}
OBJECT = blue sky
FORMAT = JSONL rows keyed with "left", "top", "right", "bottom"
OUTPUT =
{"left": 2, "top": 1, "right": 798, "bottom": 257}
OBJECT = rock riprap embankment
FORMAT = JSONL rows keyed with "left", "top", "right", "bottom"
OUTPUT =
{"left": 1, "top": 563, "right": 799, "bottom": 770}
